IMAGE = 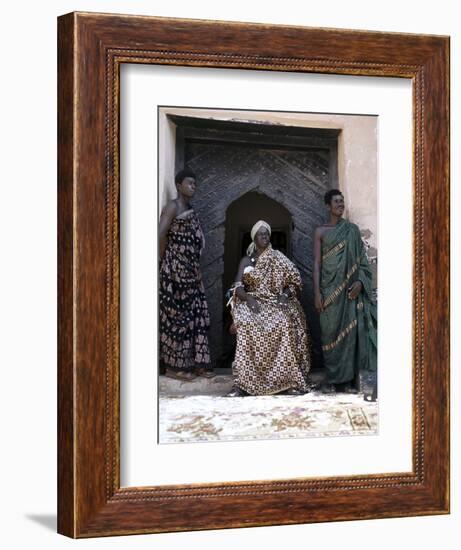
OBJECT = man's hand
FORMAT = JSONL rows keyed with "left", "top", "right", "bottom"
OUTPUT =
{"left": 315, "top": 292, "right": 324, "bottom": 312}
{"left": 348, "top": 280, "right": 363, "bottom": 300}
{"left": 277, "top": 293, "right": 289, "bottom": 308}
{"left": 247, "top": 295, "right": 261, "bottom": 314}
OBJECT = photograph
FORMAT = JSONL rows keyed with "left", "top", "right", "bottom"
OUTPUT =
{"left": 157, "top": 106, "right": 378, "bottom": 444}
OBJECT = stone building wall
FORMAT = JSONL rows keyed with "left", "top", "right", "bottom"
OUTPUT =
{"left": 159, "top": 107, "right": 378, "bottom": 254}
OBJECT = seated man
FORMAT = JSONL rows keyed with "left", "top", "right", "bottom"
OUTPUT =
{"left": 226, "top": 220, "right": 311, "bottom": 396}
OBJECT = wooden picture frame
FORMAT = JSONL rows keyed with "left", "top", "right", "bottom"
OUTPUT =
{"left": 57, "top": 12, "right": 450, "bottom": 537}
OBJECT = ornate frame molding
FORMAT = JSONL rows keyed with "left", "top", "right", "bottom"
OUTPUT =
{"left": 58, "top": 12, "right": 449, "bottom": 537}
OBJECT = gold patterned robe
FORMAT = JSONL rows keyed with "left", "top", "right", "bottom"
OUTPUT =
{"left": 231, "top": 247, "right": 311, "bottom": 395}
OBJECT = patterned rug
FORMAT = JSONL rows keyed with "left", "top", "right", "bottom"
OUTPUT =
{"left": 159, "top": 392, "right": 378, "bottom": 444}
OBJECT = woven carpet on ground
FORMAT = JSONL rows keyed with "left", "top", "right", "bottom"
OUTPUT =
{"left": 159, "top": 392, "right": 378, "bottom": 444}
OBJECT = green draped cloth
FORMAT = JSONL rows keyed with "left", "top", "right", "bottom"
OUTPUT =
{"left": 320, "top": 218, "right": 377, "bottom": 386}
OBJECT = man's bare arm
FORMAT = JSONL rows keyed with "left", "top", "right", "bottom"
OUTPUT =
{"left": 233, "top": 257, "right": 260, "bottom": 313}
{"left": 158, "top": 201, "right": 178, "bottom": 261}
{"left": 313, "top": 227, "right": 324, "bottom": 312}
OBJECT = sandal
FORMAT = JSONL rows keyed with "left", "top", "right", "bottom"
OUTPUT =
{"left": 320, "top": 383, "right": 336, "bottom": 394}
{"left": 224, "top": 386, "right": 247, "bottom": 397}
{"left": 281, "top": 388, "right": 305, "bottom": 396}
{"left": 164, "top": 369, "right": 197, "bottom": 381}
{"left": 196, "top": 368, "right": 216, "bottom": 378}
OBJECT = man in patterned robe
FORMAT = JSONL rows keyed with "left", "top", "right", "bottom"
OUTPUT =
{"left": 227, "top": 221, "right": 311, "bottom": 396}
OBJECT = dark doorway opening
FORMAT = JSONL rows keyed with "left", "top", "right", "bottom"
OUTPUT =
{"left": 223, "top": 191, "right": 292, "bottom": 292}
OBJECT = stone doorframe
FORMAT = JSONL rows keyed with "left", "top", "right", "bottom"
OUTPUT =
{"left": 173, "top": 115, "right": 340, "bottom": 366}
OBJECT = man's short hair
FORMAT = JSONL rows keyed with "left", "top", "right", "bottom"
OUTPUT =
{"left": 324, "top": 189, "right": 343, "bottom": 205}
{"left": 175, "top": 168, "right": 196, "bottom": 185}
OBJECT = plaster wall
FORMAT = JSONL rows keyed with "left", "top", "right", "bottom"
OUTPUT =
{"left": 158, "top": 107, "right": 378, "bottom": 256}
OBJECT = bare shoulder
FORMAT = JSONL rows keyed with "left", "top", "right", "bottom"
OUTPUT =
{"left": 162, "top": 199, "right": 179, "bottom": 215}
{"left": 160, "top": 200, "right": 178, "bottom": 219}
{"left": 314, "top": 225, "right": 328, "bottom": 239}
{"left": 234, "top": 255, "right": 252, "bottom": 282}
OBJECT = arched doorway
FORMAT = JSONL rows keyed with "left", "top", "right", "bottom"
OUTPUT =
{"left": 223, "top": 191, "right": 292, "bottom": 291}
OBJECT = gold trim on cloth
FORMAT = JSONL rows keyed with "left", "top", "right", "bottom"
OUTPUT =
{"left": 322, "top": 239, "right": 346, "bottom": 261}
{"left": 322, "top": 318, "right": 358, "bottom": 351}
{"left": 323, "top": 261, "right": 359, "bottom": 308}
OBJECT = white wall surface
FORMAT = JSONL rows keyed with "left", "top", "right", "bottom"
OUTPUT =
{"left": 0, "top": 1, "right": 457, "bottom": 549}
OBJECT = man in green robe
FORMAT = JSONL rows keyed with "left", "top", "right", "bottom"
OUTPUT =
{"left": 313, "top": 189, "right": 377, "bottom": 399}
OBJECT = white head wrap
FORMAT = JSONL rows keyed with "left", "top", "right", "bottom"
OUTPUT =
{"left": 247, "top": 220, "right": 272, "bottom": 256}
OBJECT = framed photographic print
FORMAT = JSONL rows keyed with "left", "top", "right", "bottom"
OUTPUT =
{"left": 58, "top": 12, "right": 449, "bottom": 537}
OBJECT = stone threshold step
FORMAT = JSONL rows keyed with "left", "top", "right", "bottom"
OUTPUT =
{"left": 159, "top": 372, "right": 325, "bottom": 396}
